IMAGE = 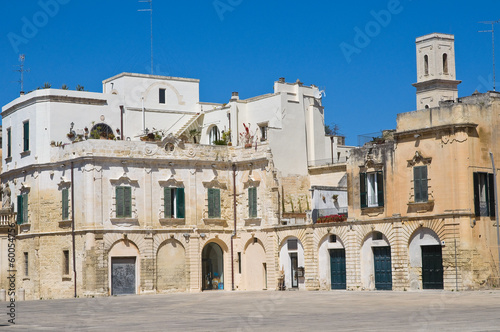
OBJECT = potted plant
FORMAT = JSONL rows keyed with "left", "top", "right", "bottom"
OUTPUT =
{"left": 239, "top": 123, "right": 256, "bottom": 148}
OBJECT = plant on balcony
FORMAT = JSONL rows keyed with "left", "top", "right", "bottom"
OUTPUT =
{"left": 316, "top": 214, "right": 347, "bottom": 224}
{"left": 239, "top": 123, "right": 256, "bottom": 148}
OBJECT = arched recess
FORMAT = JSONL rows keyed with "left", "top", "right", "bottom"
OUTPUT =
{"left": 242, "top": 238, "right": 267, "bottom": 291}
{"left": 108, "top": 239, "right": 140, "bottom": 295}
{"left": 156, "top": 239, "right": 187, "bottom": 292}
{"left": 202, "top": 242, "right": 225, "bottom": 290}
{"left": 318, "top": 233, "right": 346, "bottom": 290}
{"left": 208, "top": 125, "right": 220, "bottom": 145}
{"left": 279, "top": 236, "right": 305, "bottom": 290}
{"left": 360, "top": 231, "right": 392, "bottom": 290}
{"left": 408, "top": 227, "right": 443, "bottom": 290}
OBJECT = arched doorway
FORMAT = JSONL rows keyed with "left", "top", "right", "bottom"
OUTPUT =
{"left": 279, "top": 237, "right": 305, "bottom": 290}
{"left": 319, "top": 234, "right": 346, "bottom": 290}
{"left": 108, "top": 240, "right": 140, "bottom": 295}
{"left": 243, "top": 239, "right": 267, "bottom": 290}
{"left": 209, "top": 126, "right": 220, "bottom": 145}
{"left": 157, "top": 239, "right": 186, "bottom": 292}
{"left": 202, "top": 242, "right": 224, "bottom": 290}
{"left": 361, "top": 231, "right": 392, "bottom": 290}
{"left": 409, "top": 228, "right": 443, "bottom": 290}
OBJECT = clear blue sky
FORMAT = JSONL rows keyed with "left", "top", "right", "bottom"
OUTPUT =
{"left": 1, "top": 0, "right": 499, "bottom": 145}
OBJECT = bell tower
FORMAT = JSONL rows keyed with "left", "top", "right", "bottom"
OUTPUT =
{"left": 412, "top": 33, "right": 461, "bottom": 110}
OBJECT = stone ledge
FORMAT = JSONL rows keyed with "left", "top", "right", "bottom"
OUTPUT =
{"left": 407, "top": 200, "right": 434, "bottom": 213}
{"left": 244, "top": 218, "right": 261, "bottom": 226}
{"left": 19, "top": 223, "right": 31, "bottom": 233}
{"left": 159, "top": 218, "right": 185, "bottom": 227}
{"left": 202, "top": 218, "right": 228, "bottom": 227}
{"left": 58, "top": 220, "right": 72, "bottom": 228}
{"left": 110, "top": 218, "right": 139, "bottom": 227}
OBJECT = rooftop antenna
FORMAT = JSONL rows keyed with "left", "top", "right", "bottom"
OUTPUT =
{"left": 14, "top": 54, "right": 30, "bottom": 95}
{"left": 139, "top": 0, "right": 153, "bottom": 75}
{"left": 479, "top": 20, "right": 500, "bottom": 91}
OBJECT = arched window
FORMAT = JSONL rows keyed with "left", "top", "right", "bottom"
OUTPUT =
{"left": 209, "top": 126, "right": 220, "bottom": 145}
{"left": 442, "top": 53, "right": 448, "bottom": 74}
{"left": 90, "top": 123, "right": 113, "bottom": 139}
{"left": 424, "top": 55, "right": 429, "bottom": 75}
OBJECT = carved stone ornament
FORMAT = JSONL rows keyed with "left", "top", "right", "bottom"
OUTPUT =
{"left": 159, "top": 175, "right": 184, "bottom": 188}
{"left": 407, "top": 151, "right": 432, "bottom": 167}
{"left": 202, "top": 176, "right": 227, "bottom": 189}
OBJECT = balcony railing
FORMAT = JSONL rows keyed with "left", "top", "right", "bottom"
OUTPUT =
{"left": 312, "top": 208, "right": 348, "bottom": 223}
{"left": 0, "top": 209, "right": 15, "bottom": 227}
{"left": 308, "top": 157, "right": 348, "bottom": 167}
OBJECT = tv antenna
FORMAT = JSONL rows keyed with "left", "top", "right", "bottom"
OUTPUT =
{"left": 479, "top": 20, "right": 500, "bottom": 91}
{"left": 14, "top": 54, "right": 30, "bottom": 95}
{"left": 139, "top": 0, "right": 154, "bottom": 75}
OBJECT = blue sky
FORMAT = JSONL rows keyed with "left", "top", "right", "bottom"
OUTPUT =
{"left": 1, "top": 0, "right": 499, "bottom": 145}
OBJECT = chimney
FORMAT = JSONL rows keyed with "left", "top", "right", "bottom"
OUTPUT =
{"left": 231, "top": 91, "right": 239, "bottom": 101}
{"left": 278, "top": 77, "right": 285, "bottom": 83}
{"left": 20, "top": 91, "right": 25, "bottom": 96}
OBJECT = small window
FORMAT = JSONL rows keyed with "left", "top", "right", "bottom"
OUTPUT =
{"left": 116, "top": 186, "right": 132, "bottom": 218}
{"left": 24, "top": 252, "right": 29, "bottom": 277}
{"left": 159, "top": 88, "right": 166, "bottom": 104}
{"left": 209, "top": 126, "right": 220, "bottom": 145}
{"left": 23, "top": 121, "right": 29, "bottom": 152}
{"left": 248, "top": 187, "right": 257, "bottom": 218}
{"left": 414, "top": 166, "right": 428, "bottom": 203}
{"left": 164, "top": 187, "right": 185, "bottom": 219}
{"left": 207, "top": 188, "right": 221, "bottom": 218}
{"left": 288, "top": 239, "right": 298, "bottom": 251}
{"left": 424, "top": 55, "right": 429, "bottom": 75}
{"left": 329, "top": 234, "right": 337, "bottom": 243}
{"left": 473, "top": 172, "right": 495, "bottom": 217}
{"left": 443, "top": 53, "right": 448, "bottom": 75}
{"left": 238, "top": 252, "right": 242, "bottom": 274}
{"left": 372, "top": 232, "right": 383, "bottom": 241}
{"left": 360, "top": 171, "right": 384, "bottom": 208}
{"left": 259, "top": 124, "right": 268, "bottom": 141}
{"left": 62, "top": 188, "right": 70, "bottom": 220}
{"left": 7, "top": 127, "right": 12, "bottom": 158}
{"left": 17, "top": 193, "right": 28, "bottom": 224}
{"left": 63, "top": 250, "right": 70, "bottom": 275}
{"left": 90, "top": 123, "right": 113, "bottom": 139}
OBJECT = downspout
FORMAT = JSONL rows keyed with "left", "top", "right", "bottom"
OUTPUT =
{"left": 120, "top": 106, "right": 124, "bottom": 140}
{"left": 231, "top": 163, "right": 237, "bottom": 291}
{"left": 71, "top": 161, "right": 77, "bottom": 298}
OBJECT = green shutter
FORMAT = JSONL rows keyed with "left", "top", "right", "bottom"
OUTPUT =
{"left": 377, "top": 171, "right": 384, "bottom": 207}
{"left": 23, "top": 122, "right": 29, "bottom": 152}
{"left": 124, "top": 186, "right": 132, "bottom": 217}
{"left": 17, "top": 195, "right": 23, "bottom": 224}
{"left": 208, "top": 188, "right": 220, "bottom": 218}
{"left": 7, "top": 128, "right": 11, "bottom": 158}
{"left": 488, "top": 173, "right": 496, "bottom": 217}
{"left": 116, "top": 187, "right": 124, "bottom": 217}
{"left": 164, "top": 187, "right": 172, "bottom": 218}
{"left": 414, "top": 167, "right": 421, "bottom": 202}
{"left": 176, "top": 188, "right": 185, "bottom": 219}
{"left": 62, "top": 188, "right": 69, "bottom": 220}
{"left": 421, "top": 166, "right": 428, "bottom": 202}
{"left": 249, "top": 187, "right": 257, "bottom": 218}
{"left": 360, "top": 173, "right": 367, "bottom": 208}
{"left": 473, "top": 172, "right": 480, "bottom": 217}
{"left": 214, "top": 189, "right": 220, "bottom": 218}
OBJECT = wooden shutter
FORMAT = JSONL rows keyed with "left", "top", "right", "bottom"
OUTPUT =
{"left": 23, "top": 121, "right": 29, "bottom": 151}
{"left": 176, "top": 188, "right": 185, "bottom": 219}
{"left": 377, "top": 171, "right": 384, "bottom": 207}
{"left": 17, "top": 195, "right": 23, "bottom": 224}
{"left": 23, "top": 194, "right": 28, "bottom": 223}
{"left": 488, "top": 173, "right": 496, "bottom": 217}
{"left": 62, "top": 188, "right": 69, "bottom": 220}
{"left": 208, "top": 188, "right": 215, "bottom": 218}
{"left": 473, "top": 172, "right": 480, "bottom": 217}
{"left": 124, "top": 186, "right": 132, "bottom": 217}
{"left": 421, "top": 166, "right": 428, "bottom": 202}
{"left": 360, "top": 173, "right": 367, "bottom": 208}
{"left": 7, "top": 128, "right": 11, "bottom": 158}
{"left": 249, "top": 187, "right": 257, "bottom": 218}
{"left": 116, "top": 187, "right": 124, "bottom": 217}
{"left": 414, "top": 167, "right": 421, "bottom": 202}
{"left": 208, "top": 188, "right": 220, "bottom": 218}
{"left": 164, "top": 187, "right": 172, "bottom": 218}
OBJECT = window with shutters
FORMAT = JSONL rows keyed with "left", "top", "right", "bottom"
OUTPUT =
{"left": 248, "top": 187, "right": 257, "bottom": 218}
{"left": 207, "top": 188, "right": 221, "bottom": 218}
{"left": 17, "top": 193, "right": 28, "bottom": 224}
{"left": 360, "top": 171, "right": 384, "bottom": 208}
{"left": 164, "top": 187, "right": 185, "bottom": 219}
{"left": 23, "top": 121, "right": 29, "bottom": 152}
{"left": 116, "top": 186, "right": 132, "bottom": 218}
{"left": 473, "top": 172, "right": 495, "bottom": 217}
{"left": 62, "top": 188, "right": 70, "bottom": 220}
{"left": 414, "top": 166, "right": 428, "bottom": 203}
{"left": 6, "top": 127, "right": 12, "bottom": 159}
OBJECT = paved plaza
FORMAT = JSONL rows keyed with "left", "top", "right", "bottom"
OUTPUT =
{"left": 2, "top": 290, "right": 500, "bottom": 331}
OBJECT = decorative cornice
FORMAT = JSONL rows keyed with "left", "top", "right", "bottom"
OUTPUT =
{"left": 407, "top": 151, "right": 432, "bottom": 167}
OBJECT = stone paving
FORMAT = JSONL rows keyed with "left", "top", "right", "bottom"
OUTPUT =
{"left": 2, "top": 290, "right": 500, "bottom": 331}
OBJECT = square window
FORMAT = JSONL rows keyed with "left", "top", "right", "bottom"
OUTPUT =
{"left": 164, "top": 187, "right": 185, "bottom": 218}
{"left": 208, "top": 188, "right": 221, "bottom": 218}
{"left": 288, "top": 239, "right": 298, "bottom": 251}
{"left": 360, "top": 171, "right": 384, "bottom": 208}
{"left": 116, "top": 186, "right": 132, "bottom": 218}
{"left": 474, "top": 172, "right": 495, "bottom": 217}
{"left": 329, "top": 234, "right": 337, "bottom": 243}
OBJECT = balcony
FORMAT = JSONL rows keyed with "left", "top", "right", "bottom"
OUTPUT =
{"left": 308, "top": 157, "right": 348, "bottom": 168}
{"left": 312, "top": 208, "right": 348, "bottom": 224}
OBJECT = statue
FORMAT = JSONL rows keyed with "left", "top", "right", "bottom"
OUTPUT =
{"left": 2, "top": 183, "right": 11, "bottom": 209}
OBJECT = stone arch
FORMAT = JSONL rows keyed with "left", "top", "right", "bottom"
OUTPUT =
{"left": 242, "top": 238, "right": 267, "bottom": 290}
{"left": 360, "top": 230, "right": 392, "bottom": 290}
{"left": 104, "top": 233, "right": 149, "bottom": 255}
{"left": 143, "top": 81, "right": 186, "bottom": 105}
{"left": 202, "top": 241, "right": 225, "bottom": 290}
{"left": 108, "top": 239, "right": 140, "bottom": 295}
{"left": 317, "top": 231, "right": 347, "bottom": 290}
{"left": 408, "top": 227, "right": 443, "bottom": 290}
{"left": 401, "top": 219, "right": 445, "bottom": 245}
{"left": 278, "top": 235, "right": 305, "bottom": 290}
{"left": 355, "top": 223, "right": 395, "bottom": 248}
{"left": 156, "top": 239, "right": 187, "bottom": 292}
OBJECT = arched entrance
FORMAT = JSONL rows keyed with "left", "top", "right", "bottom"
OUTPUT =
{"left": 319, "top": 234, "right": 346, "bottom": 290}
{"left": 157, "top": 239, "right": 186, "bottom": 292}
{"left": 108, "top": 240, "right": 140, "bottom": 295}
{"left": 409, "top": 228, "right": 443, "bottom": 290}
{"left": 243, "top": 239, "right": 267, "bottom": 290}
{"left": 279, "top": 237, "right": 305, "bottom": 290}
{"left": 202, "top": 242, "right": 224, "bottom": 290}
{"left": 361, "top": 231, "right": 392, "bottom": 290}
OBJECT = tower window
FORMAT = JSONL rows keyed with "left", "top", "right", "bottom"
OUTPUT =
{"left": 159, "top": 88, "right": 166, "bottom": 104}
{"left": 443, "top": 53, "right": 448, "bottom": 74}
{"left": 424, "top": 55, "right": 429, "bottom": 76}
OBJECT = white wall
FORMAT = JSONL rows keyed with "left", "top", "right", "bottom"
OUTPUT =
{"left": 318, "top": 234, "right": 345, "bottom": 289}
{"left": 279, "top": 237, "right": 305, "bottom": 290}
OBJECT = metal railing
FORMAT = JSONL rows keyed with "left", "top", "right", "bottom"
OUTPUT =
{"left": 308, "top": 157, "right": 348, "bottom": 167}
{"left": 312, "top": 208, "right": 348, "bottom": 223}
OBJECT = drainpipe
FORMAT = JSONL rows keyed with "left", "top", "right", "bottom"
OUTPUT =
{"left": 71, "top": 161, "right": 77, "bottom": 298}
{"left": 231, "top": 163, "right": 237, "bottom": 291}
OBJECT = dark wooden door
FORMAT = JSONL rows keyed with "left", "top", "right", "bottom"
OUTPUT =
{"left": 422, "top": 245, "right": 444, "bottom": 289}
{"left": 373, "top": 246, "right": 392, "bottom": 290}
{"left": 111, "top": 257, "right": 136, "bottom": 295}
{"left": 290, "top": 253, "right": 298, "bottom": 288}
{"left": 329, "top": 249, "right": 346, "bottom": 290}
